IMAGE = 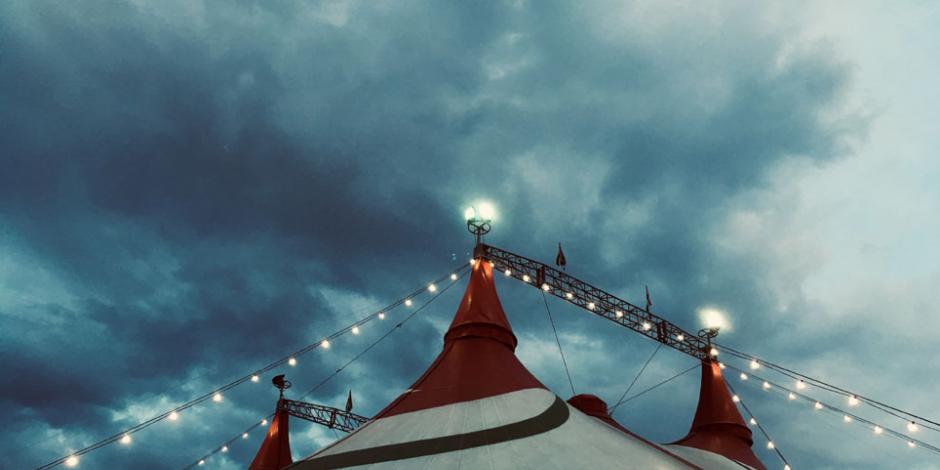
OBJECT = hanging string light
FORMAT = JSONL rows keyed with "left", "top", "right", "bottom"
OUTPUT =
{"left": 180, "top": 266, "right": 471, "bottom": 470}
{"left": 725, "top": 380, "right": 792, "bottom": 470}
{"left": 714, "top": 343, "right": 940, "bottom": 437}
{"left": 722, "top": 361, "right": 940, "bottom": 456}
{"left": 37, "top": 264, "right": 472, "bottom": 470}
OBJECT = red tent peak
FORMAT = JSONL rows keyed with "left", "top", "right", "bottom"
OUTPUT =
{"left": 249, "top": 400, "right": 293, "bottom": 470}
{"left": 443, "top": 259, "right": 517, "bottom": 350}
{"left": 567, "top": 394, "right": 610, "bottom": 420}
{"left": 372, "top": 258, "right": 543, "bottom": 418}
{"left": 672, "top": 361, "right": 766, "bottom": 470}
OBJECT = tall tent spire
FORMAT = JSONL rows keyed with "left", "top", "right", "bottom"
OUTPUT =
{"left": 672, "top": 361, "right": 766, "bottom": 470}
{"left": 373, "top": 259, "right": 543, "bottom": 418}
{"left": 248, "top": 400, "right": 293, "bottom": 470}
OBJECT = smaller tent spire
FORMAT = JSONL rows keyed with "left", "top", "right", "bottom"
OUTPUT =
{"left": 248, "top": 400, "right": 293, "bottom": 470}
{"left": 672, "top": 361, "right": 766, "bottom": 470}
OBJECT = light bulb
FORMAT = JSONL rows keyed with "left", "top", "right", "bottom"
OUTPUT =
{"left": 814, "top": 402, "right": 823, "bottom": 410}
{"left": 428, "top": 284, "right": 437, "bottom": 292}
{"left": 908, "top": 441, "right": 916, "bottom": 448}
{"left": 719, "top": 362, "right": 726, "bottom": 369}
{"left": 767, "top": 441, "right": 775, "bottom": 449}
{"left": 321, "top": 339, "right": 330, "bottom": 349}
{"left": 242, "top": 433, "right": 249, "bottom": 439}
{"left": 477, "top": 202, "right": 496, "bottom": 220}
{"left": 351, "top": 326, "right": 360, "bottom": 335}
{"left": 221, "top": 445, "right": 228, "bottom": 453}
{"left": 844, "top": 415, "right": 853, "bottom": 423}
{"left": 642, "top": 322, "right": 652, "bottom": 331}
{"left": 522, "top": 275, "right": 530, "bottom": 282}
{"left": 504, "top": 269, "right": 511, "bottom": 276}
{"left": 213, "top": 392, "right": 223, "bottom": 403}
{"left": 615, "top": 310, "right": 623, "bottom": 318}
{"left": 710, "top": 348, "right": 719, "bottom": 357}
{"left": 378, "top": 312, "right": 385, "bottom": 320}
{"left": 261, "top": 418, "right": 268, "bottom": 425}
{"left": 565, "top": 292, "right": 573, "bottom": 299}
{"left": 848, "top": 395, "right": 859, "bottom": 406}
{"left": 587, "top": 302, "right": 595, "bottom": 310}
{"left": 198, "top": 460, "right": 205, "bottom": 466}
{"left": 450, "top": 273, "right": 458, "bottom": 280}
{"left": 750, "top": 418, "right": 757, "bottom": 425}
{"left": 740, "top": 373, "right": 748, "bottom": 381}
{"left": 763, "top": 381, "right": 771, "bottom": 390}
{"left": 405, "top": 299, "right": 413, "bottom": 307}
{"left": 65, "top": 456, "right": 79, "bottom": 467}
{"left": 541, "top": 283, "right": 550, "bottom": 291}
{"left": 464, "top": 207, "right": 476, "bottom": 220}
{"left": 120, "top": 434, "right": 132, "bottom": 445}
{"left": 288, "top": 357, "right": 297, "bottom": 366}
{"left": 732, "top": 395, "right": 740, "bottom": 403}
{"left": 908, "top": 421, "right": 919, "bottom": 433}
{"left": 676, "top": 334, "right": 685, "bottom": 341}
{"left": 750, "top": 360, "right": 760, "bottom": 370}
{"left": 874, "top": 426, "right": 883, "bottom": 435}
{"left": 169, "top": 411, "right": 179, "bottom": 421}
{"left": 796, "top": 380, "right": 806, "bottom": 390}
{"left": 251, "top": 375, "right": 260, "bottom": 383}
{"left": 788, "top": 392, "right": 796, "bottom": 400}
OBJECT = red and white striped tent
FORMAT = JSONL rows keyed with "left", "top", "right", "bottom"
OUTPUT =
{"left": 253, "top": 260, "right": 765, "bottom": 469}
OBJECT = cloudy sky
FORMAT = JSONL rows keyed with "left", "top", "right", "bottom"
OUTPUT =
{"left": 2, "top": 1, "right": 939, "bottom": 469}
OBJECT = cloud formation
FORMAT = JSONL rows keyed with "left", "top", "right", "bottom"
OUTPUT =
{"left": 4, "top": 1, "right": 936, "bottom": 469}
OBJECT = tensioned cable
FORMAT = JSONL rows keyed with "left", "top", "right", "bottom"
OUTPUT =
{"left": 609, "top": 342, "right": 663, "bottom": 415}
{"left": 180, "top": 268, "right": 470, "bottom": 469}
{"left": 722, "top": 362, "right": 940, "bottom": 456}
{"left": 37, "top": 264, "right": 469, "bottom": 470}
{"left": 611, "top": 364, "right": 699, "bottom": 413}
{"left": 716, "top": 343, "right": 940, "bottom": 434}
{"left": 541, "top": 291, "right": 576, "bottom": 397}
{"left": 726, "top": 380, "right": 792, "bottom": 469}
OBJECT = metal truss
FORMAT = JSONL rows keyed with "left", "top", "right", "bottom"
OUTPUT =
{"left": 279, "top": 399, "right": 369, "bottom": 433}
{"left": 479, "top": 244, "right": 711, "bottom": 362}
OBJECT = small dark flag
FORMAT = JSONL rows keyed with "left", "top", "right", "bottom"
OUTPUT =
{"left": 345, "top": 390, "right": 353, "bottom": 413}
{"left": 555, "top": 243, "right": 567, "bottom": 270}
{"left": 645, "top": 285, "right": 653, "bottom": 312}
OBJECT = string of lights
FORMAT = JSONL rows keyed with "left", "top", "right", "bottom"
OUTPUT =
{"left": 715, "top": 343, "right": 940, "bottom": 436}
{"left": 37, "top": 264, "right": 470, "bottom": 470}
{"left": 180, "top": 267, "right": 471, "bottom": 469}
{"left": 725, "top": 380, "right": 793, "bottom": 470}
{"left": 721, "top": 362, "right": 940, "bottom": 456}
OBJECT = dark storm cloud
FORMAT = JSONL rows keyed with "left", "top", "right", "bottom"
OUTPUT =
{"left": 1, "top": 1, "right": 865, "bottom": 468}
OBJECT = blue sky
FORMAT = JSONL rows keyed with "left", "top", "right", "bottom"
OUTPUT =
{"left": 2, "top": 1, "right": 939, "bottom": 469}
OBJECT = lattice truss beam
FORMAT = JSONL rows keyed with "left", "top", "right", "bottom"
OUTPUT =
{"left": 279, "top": 399, "right": 369, "bottom": 433}
{"left": 479, "top": 244, "right": 711, "bottom": 362}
